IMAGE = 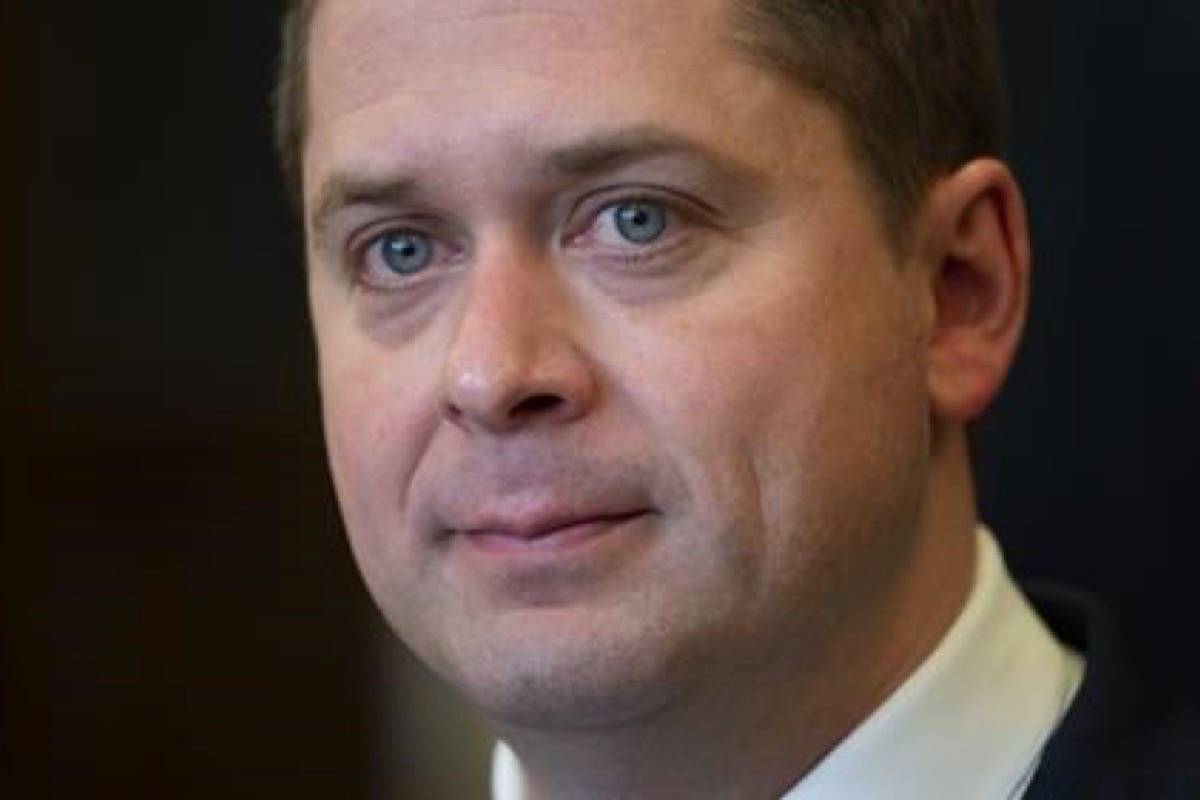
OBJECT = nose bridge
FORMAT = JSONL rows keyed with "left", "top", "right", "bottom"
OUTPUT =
{"left": 441, "top": 245, "right": 594, "bottom": 431}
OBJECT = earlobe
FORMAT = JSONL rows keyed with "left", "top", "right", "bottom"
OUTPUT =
{"left": 925, "top": 159, "right": 1031, "bottom": 422}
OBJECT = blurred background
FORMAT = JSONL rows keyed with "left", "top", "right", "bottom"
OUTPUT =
{"left": 3, "top": 1, "right": 1197, "bottom": 797}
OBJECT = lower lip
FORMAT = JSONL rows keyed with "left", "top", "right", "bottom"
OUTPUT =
{"left": 459, "top": 513, "right": 649, "bottom": 557}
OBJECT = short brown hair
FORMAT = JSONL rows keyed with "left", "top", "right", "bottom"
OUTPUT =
{"left": 273, "top": 0, "right": 318, "bottom": 216}
{"left": 273, "top": 0, "right": 1006, "bottom": 243}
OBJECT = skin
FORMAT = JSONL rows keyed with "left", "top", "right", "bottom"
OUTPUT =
{"left": 302, "top": 0, "right": 1030, "bottom": 797}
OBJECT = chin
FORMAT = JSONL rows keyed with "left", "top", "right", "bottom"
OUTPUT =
{"left": 470, "top": 658, "right": 676, "bottom": 732}
{"left": 431, "top": 611, "right": 691, "bottom": 732}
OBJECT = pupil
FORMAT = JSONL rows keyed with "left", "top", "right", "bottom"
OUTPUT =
{"left": 382, "top": 232, "right": 431, "bottom": 275}
{"left": 616, "top": 202, "right": 665, "bottom": 244}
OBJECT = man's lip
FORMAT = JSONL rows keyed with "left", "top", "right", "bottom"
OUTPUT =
{"left": 455, "top": 509, "right": 650, "bottom": 541}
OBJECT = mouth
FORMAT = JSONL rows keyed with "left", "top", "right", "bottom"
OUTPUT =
{"left": 454, "top": 509, "right": 652, "bottom": 556}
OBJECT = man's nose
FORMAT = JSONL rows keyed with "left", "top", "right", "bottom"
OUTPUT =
{"left": 441, "top": 252, "right": 597, "bottom": 434}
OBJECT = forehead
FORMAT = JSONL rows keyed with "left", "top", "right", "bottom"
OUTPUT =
{"left": 302, "top": 0, "right": 837, "bottom": 199}
{"left": 309, "top": 0, "right": 730, "bottom": 118}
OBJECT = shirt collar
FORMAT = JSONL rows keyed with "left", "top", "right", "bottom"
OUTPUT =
{"left": 781, "top": 527, "right": 1083, "bottom": 799}
{"left": 493, "top": 527, "right": 1083, "bottom": 800}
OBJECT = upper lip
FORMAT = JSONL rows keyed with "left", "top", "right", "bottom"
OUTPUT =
{"left": 449, "top": 506, "right": 649, "bottom": 541}
{"left": 426, "top": 453, "right": 656, "bottom": 542}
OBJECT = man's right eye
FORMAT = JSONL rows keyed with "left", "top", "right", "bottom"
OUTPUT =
{"left": 348, "top": 226, "right": 458, "bottom": 292}
{"left": 373, "top": 230, "right": 435, "bottom": 276}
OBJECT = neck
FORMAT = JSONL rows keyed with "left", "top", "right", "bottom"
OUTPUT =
{"left": 497, "top": 430, "right": 979, "bottom": 800}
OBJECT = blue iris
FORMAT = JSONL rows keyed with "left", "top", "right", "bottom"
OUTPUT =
{"left": 614, "top": 202, "right": 667, "bottom": 244}
{"left": 379, "top": 231, "right": 434, "bottom": 275}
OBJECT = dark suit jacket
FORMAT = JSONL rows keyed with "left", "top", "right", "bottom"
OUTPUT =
{"left": 1024, "top": 586, "right": 1199, "bottom": 799}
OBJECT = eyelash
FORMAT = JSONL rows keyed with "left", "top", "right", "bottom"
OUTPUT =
{"left": 347, "top": 220, "right": 460, "bottom": 290}
{"left": 569, "top": 187, "right": 713, "bottom": 272}
{"left": 575, "top": 197, "right": 678, "bottom": 256}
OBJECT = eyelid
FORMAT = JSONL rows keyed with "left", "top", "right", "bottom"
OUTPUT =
{"left": 346, "top": 212, "right": 456, "bottom": 254}
{"left": 345, "top": 216, "right": 465, "bottom": 289}
{"left": 564, "top": 185, "right": 713, "bottom": 244}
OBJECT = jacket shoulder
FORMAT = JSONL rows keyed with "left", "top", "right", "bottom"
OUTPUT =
{"left": 1022, "top": 585, "right": 1200, "bottom": 799}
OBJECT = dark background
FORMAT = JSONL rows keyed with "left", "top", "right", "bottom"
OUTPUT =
{"left": 4, "top": 2, "right": 1198, "bottom": 797}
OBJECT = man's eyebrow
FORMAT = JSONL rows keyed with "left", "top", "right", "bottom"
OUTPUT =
{"left": 547, "top": 126, "right": 758, "bottom": 181}
{"left": 309, "top": 173, "right": 421, "bottom": 243}
{"left": 308, "top": 127, "right": 761, "bottom": 241}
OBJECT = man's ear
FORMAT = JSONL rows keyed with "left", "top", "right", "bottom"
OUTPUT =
{"left": 921, "top": 159, "right": 1031, "bottom": 422}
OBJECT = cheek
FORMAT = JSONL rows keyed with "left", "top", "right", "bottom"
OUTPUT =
{"left": 323, "top": 379, "right": 388, "bottom": 512}
{"left": 613, "top": 259, "right": 929, "bottom": 559}
{"left": 320, "top": 373, "right": 393, "bottom": 580}
{"left": 316, "top": 334, "right": 440, "bottom": 577}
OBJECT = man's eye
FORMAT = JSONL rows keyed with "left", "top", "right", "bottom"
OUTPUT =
{"left": 602, "top": 200, "right": 669, "bottom": 245}
{"left": 373, "top": 230, "right": 435, "bottom": 275}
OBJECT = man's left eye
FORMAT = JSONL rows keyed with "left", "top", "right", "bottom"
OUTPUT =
{"left": 599, "top": 200, "right": 669, "bottom": 245}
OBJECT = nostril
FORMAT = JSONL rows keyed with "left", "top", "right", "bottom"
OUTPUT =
{"left": 510, "top": 393, "right": 563, "bottom": 417}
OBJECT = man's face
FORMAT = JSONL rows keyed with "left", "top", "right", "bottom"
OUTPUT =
{"left": 305, "top": 0, "right": 935, "bottom": 728}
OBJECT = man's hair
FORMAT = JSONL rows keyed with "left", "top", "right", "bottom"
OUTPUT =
{"left": 273, "top": 0, "right": 1006, "bottom": 245}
